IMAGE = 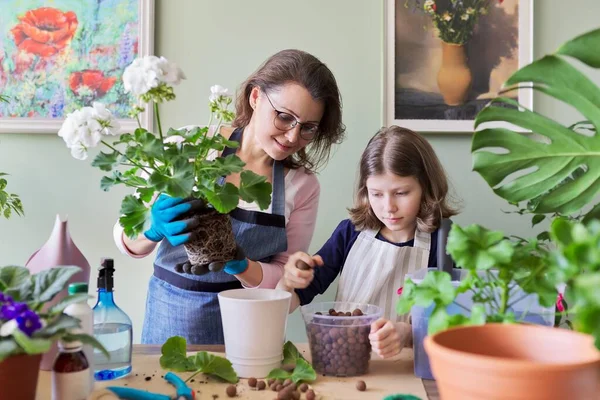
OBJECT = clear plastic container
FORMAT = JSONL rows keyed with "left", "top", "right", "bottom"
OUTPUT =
{"left": 300, "top": 301, "right": 382, "bottom": 377}
{"left": 407, "top": 268, "right": 555, "bottom": 380}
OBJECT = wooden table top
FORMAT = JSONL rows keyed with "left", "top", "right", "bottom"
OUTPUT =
{"left": 37, "top": 344, "right": 439, "bottom": 400}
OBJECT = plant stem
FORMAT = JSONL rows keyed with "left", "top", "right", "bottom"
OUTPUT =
{"left": 185, "top": 369, "right": 203, "bottom": 383}
{"left": 452, "top": 301, "right": 471, "bottom": 313}
{"left": 154, "top": 102, "right": 164, "bottom": 144}
{"left": 500, "top": 281, "right": 509, "bottom": 315}
{"left": 101, "top": 140, "right": 151, "bottom": 175}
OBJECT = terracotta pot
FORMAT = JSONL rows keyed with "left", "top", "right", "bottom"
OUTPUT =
{"left": 424, "top": 323, "right": 600, "bottom": 400}
{"left": 0, "top": 354, "right": 42, "bottom": 400}
{"left": 184, "top": 208, "right": 237, "bottom": 268}
{"left": 437, "top": 42, "right": 472, "bottom": 106}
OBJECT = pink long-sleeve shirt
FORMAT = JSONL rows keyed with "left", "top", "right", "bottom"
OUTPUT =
{"left": 113, "top": 167, "right": 320, "bottom": 289}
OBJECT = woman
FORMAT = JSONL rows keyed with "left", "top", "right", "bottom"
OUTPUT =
{"left": 113, "top": 49, "right": 346, "bottom": 344}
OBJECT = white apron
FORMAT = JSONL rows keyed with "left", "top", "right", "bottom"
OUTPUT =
{"left": 335, "top": 227, "right": 431, "bottom": 322}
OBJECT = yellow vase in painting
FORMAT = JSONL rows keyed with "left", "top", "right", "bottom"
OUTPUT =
{"left": 437, "top": 42, "right": 472, "bottom": 106}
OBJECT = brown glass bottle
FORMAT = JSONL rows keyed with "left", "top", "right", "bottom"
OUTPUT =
{"left": 52, "top": 340, "right": 92, "bottom": 400}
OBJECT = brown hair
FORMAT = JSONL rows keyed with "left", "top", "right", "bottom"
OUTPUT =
{"left": 348, "top": 126, "right": 459, "bottom": 232}
{"left": 233, "top": 49, "right": 345, "bottom": 172}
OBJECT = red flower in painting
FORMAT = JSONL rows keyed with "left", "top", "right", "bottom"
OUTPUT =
{"left": 69, "top": 70, "right": 117, "bottom": 98}
{"left": 10, "top": 7, "right": 78, "bottom": 57}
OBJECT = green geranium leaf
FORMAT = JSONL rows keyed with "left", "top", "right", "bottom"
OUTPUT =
{"left": 135, "top": 130, "right": 164, "bottom": 159}
{"left": 119, "top": 195, "right": 150, "bottom": 239}
{"left": 204, "top": 182, "right": 239, "bottom": 213}
{"left": 160, "top": 336, "right": 238, "bottom": 383}
{"left": 291, "top": 358, "right": 316, "bottom": 383}
{"left": 189, "top": 351, "right": 238, "bottom": 383}
{"left": 160, "top": 336, "right": 195, "bottom": 372}
{"left": 469, "top": 304, "right": 487, "bottom": 325}
{"left": 149, "top": 157, "right": 194, "bottom": 198}
{"left": 137, "top": 187, "right": 156, "bottom": 203}
{"left": 239, "top": 170, "right": 272, "bottom": 210}
{"left": 212, "top": 154, "right": 246, "bottom": 175}
{"left": 33, "top": 267, "right": 80, "bottom": 304}
{"left": 428, "top": 307, "right": 450, "bottom": 335}
{"left": 266, "top": 368, "right": 291, "bottom": 380}
{"left": 282, "top": 341, "right": 305, "bottom": 366}
{"left": 447, "top": 224, "right": 514, "bottom": 270}
{"left": 91, "top": 151, "right": 119, "bottom": 172}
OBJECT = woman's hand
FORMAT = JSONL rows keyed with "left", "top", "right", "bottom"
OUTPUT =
{"left": 369, "top": 318, "right": 404, "bottom": 359}
{"left": 279, "top": 252, "right": 323, "bottom": 291}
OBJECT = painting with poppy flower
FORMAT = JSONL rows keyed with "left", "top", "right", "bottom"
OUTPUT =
{"left": 0, "top": 0, "right": 154, "bottom": 133}
{"left": 384, "top": 0, "right": 533, "bottom": 133}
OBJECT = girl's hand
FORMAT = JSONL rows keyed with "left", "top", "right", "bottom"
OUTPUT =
{"left": 280, "top": 252, "right": 323, "bottom": 290}
{"left": 369, "top": 318, "right": 403, "bottom": 359}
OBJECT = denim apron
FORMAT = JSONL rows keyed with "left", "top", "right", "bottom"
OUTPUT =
{"left": 142, "top": 128, "right": 288, "bottom": 344}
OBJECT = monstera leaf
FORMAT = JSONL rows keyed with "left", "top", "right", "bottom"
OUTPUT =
{"left": 472, "top": 28, "right": 600, "bottom": 216}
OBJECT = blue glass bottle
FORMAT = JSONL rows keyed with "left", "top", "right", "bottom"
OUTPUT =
{"left": 92, "top": 258, "right": 133, "bottom": 380}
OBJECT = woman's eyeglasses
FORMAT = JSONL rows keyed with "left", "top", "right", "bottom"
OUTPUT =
{"left": 264, "top": 92, "right": 319, "bottom": 141}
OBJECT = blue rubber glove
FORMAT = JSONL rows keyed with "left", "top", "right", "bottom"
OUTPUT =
{"left": 144, "top": 194, "right": 204, "bottom": 247}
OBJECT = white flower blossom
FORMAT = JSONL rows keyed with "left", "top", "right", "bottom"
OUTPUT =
{"left": 461, "top": 14, "right": 469, "bottom": 20}
{"left": 58, "top": 102, "right": 119, "bottom": 160}
{"left": 164, "top": 135, "right": 186, "bottom": 144}
{"left": 443, "top": 12, "right": 452, "bottom": 21}
{"left": 209, "top": 85, "right": 230, "bottom": 102}
{"left": 0, "top": 319, "right": 17, "bottom": 337}
{"left": 123, "top": 56, "right": 186, "bottom": 97}
{"left": 466, "top": 7, "right": 475, "bottom": 15}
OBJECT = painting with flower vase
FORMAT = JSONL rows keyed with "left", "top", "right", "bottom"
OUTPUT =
{"left": 0, "top": 0, "right": 154, "bottom": 133}
{"left": 385, "top": 0, "right": 533, "bottom": 132}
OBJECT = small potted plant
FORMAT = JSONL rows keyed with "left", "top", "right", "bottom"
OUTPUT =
{"left": 0, "top": 95, "right": 23, "bottom": 219}
{"left": 398, "top": 28, "right": 600, "bottom": 399}
{"left": 0, "top": 265, "right": 107, "bottom": 399}
{"left": 57, "top": 56, "right": 272, "bottom": 272}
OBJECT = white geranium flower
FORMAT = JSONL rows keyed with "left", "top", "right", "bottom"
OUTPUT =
{"left": 70, "top": 142, "right": 88, "bottom": 160}
{"left": 0, "top": 319, "right": 17, "bottom": 337}
{"left": 461, "top": 14, "right": 469, "bottom": 20}
{"left": 157, "top": 57, "right": 186, "bottom": 85}
{"left": 164, "top": 135, "right": 185, "bottom": 144}
{"left": 123, "top": 56, "right": 185, "bottom": 97}
{"left": 209, "top": 85, "right": 230, "bottom": 102}
{"left": 58, "top": 102, "right": 119, "bottom": 159}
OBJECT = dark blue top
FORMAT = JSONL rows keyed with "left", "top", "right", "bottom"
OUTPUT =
{"left": 295, "top": 219, "right": 440, "bottom": 306}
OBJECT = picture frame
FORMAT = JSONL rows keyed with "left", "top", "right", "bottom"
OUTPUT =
{"left": 384, "top": 0, "right": 533, "bottom": 133}
{"left": 0, "top": 0, "right": 155, "bottom": 134}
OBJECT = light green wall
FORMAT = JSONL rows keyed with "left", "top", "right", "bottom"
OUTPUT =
{"left": 1, "top": 0, "right": 599, "bottom": 343}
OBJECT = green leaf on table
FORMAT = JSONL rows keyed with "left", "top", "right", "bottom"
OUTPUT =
{"left": 266, "top": 368, "right": 292, "bottom": 381}
{"left": 119, "top": 195, "right": 150, "bottom": 239}
{"left": 33, "top": 266, "right": 80, "bottom": 303}
{"left": 282, "top": 341, "right": 305, "bottom": 366}
{"left": 160, "top": 336, "right": 238, "bottom": 383}
{"left": 160, "top": 336, "right": 195, "bottom": 372}
{"left": 13, "top": 329, "right": 52, "bottom": 355}
{"left": 189, "top": 351, "right": 238, "bottom": 383}
{"left": 204, "top": 182, "right": 239, "bottom": 213}
{"left": 239, "top": 170, "right": 272, "bottom": 210}
{"left": 92, "top": 151, "right": 119, "bottom": 172}
{"left": 290, "top": 358, "right": 316, "bottom": 383}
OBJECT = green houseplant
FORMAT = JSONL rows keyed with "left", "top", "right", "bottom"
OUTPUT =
{"left": 0, "top": 95, "right": 23, "bottom": 219}
{"left": 0, "top": 265, "right": 108, "bottom": 399}
{"left": 398, "top": 28, "right": 600, "bottom": 399}
{"left": 58, "top": 56, "right": 272, "bottom": 271}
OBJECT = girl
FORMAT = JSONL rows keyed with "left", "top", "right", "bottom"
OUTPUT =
{"left": 277, "top": 126, "right": 458, "bottom": 359}
{"left": 113, "top": 49, "right": 346, "bottom": 344}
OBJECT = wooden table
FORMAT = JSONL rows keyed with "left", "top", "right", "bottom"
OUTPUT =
{"left": 37, "top": 344, "right": 439, "bottom": 400}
